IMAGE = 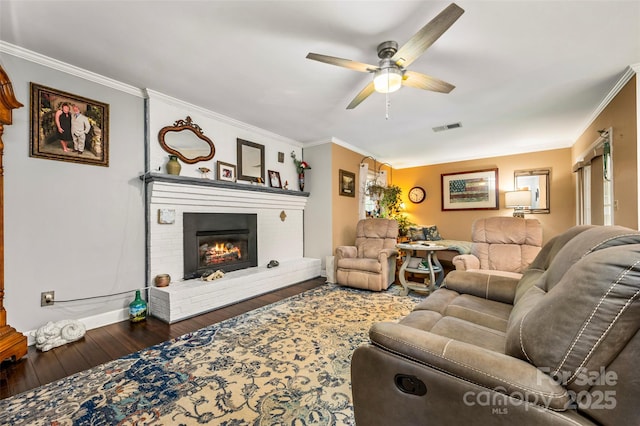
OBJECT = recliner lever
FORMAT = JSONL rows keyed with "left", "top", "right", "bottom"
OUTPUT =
{"left": 395, "top": 374, "right": 427, "bottom": 396}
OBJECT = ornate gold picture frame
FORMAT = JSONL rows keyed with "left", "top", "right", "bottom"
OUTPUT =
{"left": 30, "top": 83, "right": 109, "bottom": 167}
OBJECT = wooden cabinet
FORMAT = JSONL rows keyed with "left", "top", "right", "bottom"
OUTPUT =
{"left": 0, "top": 65, "right": 27, "bottom": 363}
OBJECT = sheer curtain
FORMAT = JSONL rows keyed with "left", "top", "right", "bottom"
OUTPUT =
{"left": 358, "top": 163, "right": 369, "bottom": 219}
{"left": 573, "top": 129, "right": 613, "bottom": 225}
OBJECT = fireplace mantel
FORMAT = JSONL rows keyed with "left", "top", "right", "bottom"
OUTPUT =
{"left": 141, "top": 173, "right": 310, "bottom": 198}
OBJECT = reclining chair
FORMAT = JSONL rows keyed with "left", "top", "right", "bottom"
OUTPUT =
{"left": 335, "top": 218, "right": 399, "bottom": 291}
{"left": 452, "top": 216, "right": 543, "bottom": 278}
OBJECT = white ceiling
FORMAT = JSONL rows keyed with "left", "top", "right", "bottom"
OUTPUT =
{"left": 1, "top": 1, "right": 639, "bottom": 168}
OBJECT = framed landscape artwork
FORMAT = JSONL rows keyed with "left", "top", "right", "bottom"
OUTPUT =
{"left": 30, "top": 83, "right": 109, "bottom": 167}
{"left": 441, "top": 168, "right": 499, "bottom": 211}
{"left": 339, "top": 169, "right": 356, "bottom": 197}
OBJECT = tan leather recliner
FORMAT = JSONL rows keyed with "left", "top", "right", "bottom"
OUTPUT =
{"left": 335, "top": 218, "right": 399, "bottom": 291}
{"left": 452, "top": 216, "right": 543, "bottom": 278}
{"left": 352, "top": 225, "right": 640, "bottom": 425}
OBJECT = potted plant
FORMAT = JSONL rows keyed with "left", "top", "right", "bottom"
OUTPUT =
{"left": 368, "top": 184, "right": 414, "bottom": 236}
{"left": 365, "top": 182, "right": 387, "bottom": 201}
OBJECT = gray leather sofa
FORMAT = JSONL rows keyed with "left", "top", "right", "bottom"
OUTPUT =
{"left": 351, "top": 225, "right": 640, "bottom": 425}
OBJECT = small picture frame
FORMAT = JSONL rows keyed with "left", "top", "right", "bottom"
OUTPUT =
{"left": 339, "top": 169, "right": 356, "bottom": 197}
{"left": 217, "top": 161, "right": 236, "bottom": 182}
{"left": 268, "top": 170, "right": 282, "bottom": 188}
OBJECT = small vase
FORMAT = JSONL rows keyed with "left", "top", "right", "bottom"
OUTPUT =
{"left": 129, "top": 290, "right": 147, "bottom": 323}
{"left": 298, "top": 172, "right": 305, "bottom": 191}
{"left": 166, "top": 155, "right": 181, "bottom": 175}
{"left": 154, "top": 274, "right": 171, "bottom": 287}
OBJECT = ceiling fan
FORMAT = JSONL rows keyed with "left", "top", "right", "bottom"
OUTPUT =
{"left": 306, "top": 3, "right": 464, "bottom": 109}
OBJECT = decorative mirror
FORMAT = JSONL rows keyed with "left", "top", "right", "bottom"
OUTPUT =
{"left": 514, "top": 168, "right": 550, "bottom": 214}
{"left": 158, "top": 116, "right": 215, "bottom": 164}
{"left": 237, "top": 138, "right": 265, "bottom": 182}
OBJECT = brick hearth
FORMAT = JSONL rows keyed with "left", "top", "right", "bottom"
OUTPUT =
{"left": 149, "top": 258, "right": 320, "bottom": 323}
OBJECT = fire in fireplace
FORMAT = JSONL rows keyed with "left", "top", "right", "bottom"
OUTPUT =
{"left": 198, "top": 231, "right": 245, "bottom": 267}
{"left": 184, "top": 213, "right": 257, "bottom": 278}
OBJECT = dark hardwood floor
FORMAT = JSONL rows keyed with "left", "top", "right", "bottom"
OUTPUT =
{"left": 0, "top": 277, "right": 325, "bottom": 400}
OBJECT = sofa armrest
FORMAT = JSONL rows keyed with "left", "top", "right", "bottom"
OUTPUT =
{"left": 335, "top": 245, "right": 357, "bottom": 260}
{"left": 452, "top": 254, "right": 480, "bottom": 270}
{"left": 377, "top": 248, "right": 399, "bottom": 261}
{"left": 368, "top": 322, "right": 570, "bottom": 410}
{"left": 442, "top": 270, "right": 519, "bottom": 304}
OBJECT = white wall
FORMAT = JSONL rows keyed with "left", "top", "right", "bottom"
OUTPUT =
{"left": 303, "top": 143, "right": 333, "bottom": 272}
{"left": 146, "top": 90, "right": 303, "bottom": 186}
{"left": 0, "top": 48, "right": 314, "bottom": 339}
{"left": 1, "top": 52, "right": 146, "bottom": 333}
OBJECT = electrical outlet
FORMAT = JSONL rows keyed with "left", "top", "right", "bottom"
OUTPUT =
{"left": 41, "top": 291, "right": 55, "bottom": 307}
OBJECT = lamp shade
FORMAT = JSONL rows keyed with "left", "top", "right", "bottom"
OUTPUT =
{"left": 505, "top": 190, "right": 532, "bottom": 208}
{"left": 373, "top": 67, "right": 402, "bottom": 93}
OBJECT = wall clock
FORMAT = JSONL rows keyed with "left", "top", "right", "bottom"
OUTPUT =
{"left": 408, "top": 186, "right": 426, "bottom": 204}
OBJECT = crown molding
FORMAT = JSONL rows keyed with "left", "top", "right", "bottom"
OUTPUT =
{"left": 144, "top": 89, "right": 301, "bottom": 146}
{"left": 305, "top": 136, "right": 393, "bottom": 166}
{"left": 575, "top": 63, "right": 639, "bottom": 139}
{"left": 0, "top": 41, "right": 303, "bottom": 146}
{"left": 0, "top": 41, "right": 144, "bottom": 97}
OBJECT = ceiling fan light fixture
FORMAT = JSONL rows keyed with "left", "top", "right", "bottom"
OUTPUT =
{"left": 373, "top": 67, "right": 402, "bottom": 94}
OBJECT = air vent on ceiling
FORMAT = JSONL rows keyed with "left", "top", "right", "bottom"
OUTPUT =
{"left": 432, "top": 122, "right": 462, "bottom": 132}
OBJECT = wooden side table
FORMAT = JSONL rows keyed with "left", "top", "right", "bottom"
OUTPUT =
{"left": 396, "top": 243, "right": 447, "bottom": 296}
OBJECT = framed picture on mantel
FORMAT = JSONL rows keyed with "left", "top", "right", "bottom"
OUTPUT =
{"left": 268, "top": 170, "right": 282, "bottom": 188}
{"left": 217, "top": 161, "right": 237, "bottom": 182}
{"left": 30, "top": 83, "right": 109, "bottom": 167}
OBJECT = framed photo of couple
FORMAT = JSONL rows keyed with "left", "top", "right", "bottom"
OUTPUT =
{"left": 30, "top": 83, "right": 109, "bottom": 167}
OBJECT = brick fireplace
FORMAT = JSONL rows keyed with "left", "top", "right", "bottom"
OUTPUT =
{"left": 144, "top": 174, "right": 321, "bottom": 323}
{"left": 183, "top": 212, "right": 258, "bottom": 278}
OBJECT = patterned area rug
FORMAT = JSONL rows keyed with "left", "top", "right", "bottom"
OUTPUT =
{"left": 0, "top": 284, "right": 421, "bottom": 425}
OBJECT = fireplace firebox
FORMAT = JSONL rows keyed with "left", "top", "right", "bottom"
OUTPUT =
{"left": 183, "top": 213, "right": 257, "bottom": 278}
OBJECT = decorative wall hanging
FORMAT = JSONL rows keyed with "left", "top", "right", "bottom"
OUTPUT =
{"left": 339, "top": 169, "right": 356, "bottom": 197}
{"left": 237, "top": 139, "right": 265, "bottom": 183}
{"left": 514, "top": 168, "right": 550, "bottom": 214}
{"left": 441, "top": 168, "right": 499, "bottom": 211}
{"left": 158, "top": 116, "right": 215, "bottom": 164}
{"left": 30, "top": 83, "right": 109, "bottom": 167}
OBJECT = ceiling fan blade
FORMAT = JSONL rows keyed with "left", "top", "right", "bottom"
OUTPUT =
{"left": 347, "top": 81, "right": 376, "bottom": 109}
{"left": 306, "top": 53, "right": 377, "bottom": 73}
{"left": 402, "top": 71, "right": 455, "bottom": 93}
{"left": 392, "top": 3, "right": 464, "bottom": 68}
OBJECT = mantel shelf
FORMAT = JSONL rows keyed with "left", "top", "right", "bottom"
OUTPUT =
{"left": 140, "top": 172, "right": 309, "bottom": 197}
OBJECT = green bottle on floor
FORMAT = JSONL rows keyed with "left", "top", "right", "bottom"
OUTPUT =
{"left": 129, "top": 290, "right": 147, "bottom": 323}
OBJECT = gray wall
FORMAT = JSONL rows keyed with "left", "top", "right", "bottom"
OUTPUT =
{"left": 303, "top": 143, "right": 333, "bottom": 273}
{"left": 1, "top": 53, "right": 146, "bottom": 333}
